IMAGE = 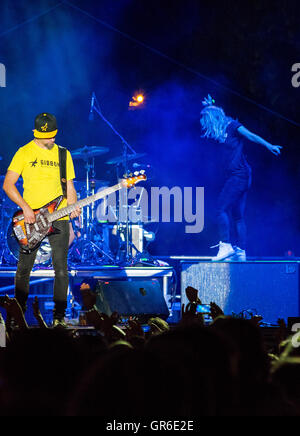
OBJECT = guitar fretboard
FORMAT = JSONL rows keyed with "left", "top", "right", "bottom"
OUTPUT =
{"left": 49, "top": 182, "right": 123, "bottom": 222}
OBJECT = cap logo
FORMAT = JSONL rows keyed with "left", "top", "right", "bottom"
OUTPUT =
{"left": 41, "top": 122, "right": 48, "bottom": 132}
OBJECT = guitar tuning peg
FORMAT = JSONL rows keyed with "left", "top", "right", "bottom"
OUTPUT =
{"left": 140, "top": 170, "right": 145, "bottom": 174}
{"left": 134, "top": 171, "right": 139, "bottom": 176}
{"left": 129, "top": 173, "right": 133, "bottom": 177}
{"left": 123, "top": 174, "right": 127, "bottom": 178}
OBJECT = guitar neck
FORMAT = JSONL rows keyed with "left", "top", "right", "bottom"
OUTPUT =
{"left": 49, "top": 182, "right": 123, "bottom": 222}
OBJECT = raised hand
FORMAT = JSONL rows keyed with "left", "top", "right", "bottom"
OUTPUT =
{"left": 268, "top": 145, "right": 282, "bottom": 156}
{"left": 85, "top": 309, "right": 120, "bottom": 339}
{"left": 32, "top": 296, "right": 41, "bottom": 319}
{"left": 32, "top": 296, "right": 48, "bottom": 328}
{"left": 3, "top": 296, "right": 28, "bottom": 329}
{"left": 181, "top": 302, "right": 204, "bottom": 327}
{"left": 126, "top": 319, "right": 145, "bottom": 339}
{"left": 210, "top": 302, "right": 224, "bottom": 320}
{"left": 85, "top": 308, "right": 104, "bottom": 330}
{"left": 185, "top": 286, "right": 201, "bottom": 304}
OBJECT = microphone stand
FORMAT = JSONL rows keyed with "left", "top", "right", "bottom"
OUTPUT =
{"left": 91, "top": 93, "right": 137, "bottom": 264}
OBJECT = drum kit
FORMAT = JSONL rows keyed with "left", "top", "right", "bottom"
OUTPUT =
{"left": 0, "top": 144, "right": 155, "bottom": 268}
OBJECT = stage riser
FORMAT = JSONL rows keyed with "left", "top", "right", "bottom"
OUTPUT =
{"left": 181, "top": 262, "right": 300, "bottom": 324}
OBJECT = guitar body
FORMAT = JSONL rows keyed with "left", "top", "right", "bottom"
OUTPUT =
{"left": 12, "top": 196, "right": 63, "bottom": 253}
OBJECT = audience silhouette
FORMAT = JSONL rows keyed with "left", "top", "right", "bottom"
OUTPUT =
{"left": 0, "top": 286, "right": 299, "bottom": 416}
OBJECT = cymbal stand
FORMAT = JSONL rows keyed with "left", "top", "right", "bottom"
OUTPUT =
{"left": 68, "top": 155, "right": 115, "bottom": 266}
{"left": 83, "top": 156, "right": 96, "bottom": 239}
{"left": 91, "top": 93, "right": 138, "bottom": 264}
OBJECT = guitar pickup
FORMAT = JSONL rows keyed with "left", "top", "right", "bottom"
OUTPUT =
{"left": 14, "top": 225, "right": 26, "bottom": 241}
{"left": 28, "top": 234, "right": 38, "bottom": 243}
{"left": 25, "top": 223, "right": 30, "bottom": 236}
{"left": 40, "top": 216, "right": 47, "bottom": 227}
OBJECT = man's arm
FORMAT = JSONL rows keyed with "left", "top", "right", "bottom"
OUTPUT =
{"left": 2, "top": 170, "right": 36, "bottom": 223}
{"left": 67, "top": 179, "right": 81, "bottom": 219}
{"left": 237, "top": 126, "right": 282, "bottom": 156}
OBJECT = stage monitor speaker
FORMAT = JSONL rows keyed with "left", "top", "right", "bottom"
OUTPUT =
{"left": 95, "top": 279, "right": 169, "bottom": 321}
{"left": 181, "top": 261, "right": 300, "bottom": 324}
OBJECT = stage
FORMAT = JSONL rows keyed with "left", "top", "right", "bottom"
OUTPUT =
{"left": 0, "top": 259, "right": 299, "bottom": 326}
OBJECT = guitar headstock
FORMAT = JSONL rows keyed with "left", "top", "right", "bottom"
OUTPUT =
{"left": 122, "top": 170, "right": 147, "bottom": 188}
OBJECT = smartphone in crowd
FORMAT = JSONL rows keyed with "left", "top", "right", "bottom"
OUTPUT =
{"left": 196, "top": 304, "right": 211, "bottom": 314}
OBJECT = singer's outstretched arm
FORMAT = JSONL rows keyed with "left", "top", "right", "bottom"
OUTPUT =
{"left": 237, "top": 126, "right": 282, "bottom": 156}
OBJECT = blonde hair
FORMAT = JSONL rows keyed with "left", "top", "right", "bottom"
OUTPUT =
{"left": 200, "top": 106, "right": 232, "bottom": 143}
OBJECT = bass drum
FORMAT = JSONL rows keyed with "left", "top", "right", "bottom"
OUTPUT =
{"left": 6, "top": 223, "right": 52, "bottom": 266}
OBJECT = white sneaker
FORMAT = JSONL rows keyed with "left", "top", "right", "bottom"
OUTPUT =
{"left": 211, "top": 242, "right": 235, "bottom": 261}
{"left": 230, "top": 247, "right": 246, "bottom": 261}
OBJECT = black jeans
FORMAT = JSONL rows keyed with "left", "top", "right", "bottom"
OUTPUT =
{"left": 217, "top": 173, "right": 251, "bottom": 250}
{"left": 15, "top": 220, "right": 70, "bottom": 309}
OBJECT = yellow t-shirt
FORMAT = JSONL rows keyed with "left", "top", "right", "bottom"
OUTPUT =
{"left": 8, "top": 140, "right": 75, "bottom": 220}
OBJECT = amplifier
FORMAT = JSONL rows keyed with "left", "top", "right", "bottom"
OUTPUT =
{"left": 95, "top": 278, "right": 169, "bottom": 322}
{"left": 181, "top": 261, "right": 300, "bottom": 324}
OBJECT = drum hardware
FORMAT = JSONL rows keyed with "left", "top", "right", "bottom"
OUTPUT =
{"left": 117, "top": 222, "right": 143, "bottom": 260}
{"left": 71, "top": 145, "right": 110, "bottom": 234}
{"left": 101, "top": 222, "right": 144, "bottom": 263}
{"left": 88, "top": 92, "right": 147, "bottom": 265}
{"left": 68, "top": 144, "right": 114, "bottom": 266}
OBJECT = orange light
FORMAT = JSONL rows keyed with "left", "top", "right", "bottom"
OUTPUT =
{"left": 129, "top": 91, "right": 146, "bottom": 109}
{"left": 136, "top": 94, "right": 144, "bottom": 103}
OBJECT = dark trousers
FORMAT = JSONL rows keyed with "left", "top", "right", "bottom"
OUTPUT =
{"left": 217, "top": 174, "right": 251, "bottom": 250}
{"left": 15, "top": 221, "right": 70, "bottom": 315}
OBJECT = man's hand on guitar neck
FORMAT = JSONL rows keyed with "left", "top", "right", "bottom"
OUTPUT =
{"left": 69, "top": 206, "right": 81, "bottom": 220}
{"left": 22, "top": 204, "right": 36, "bottom": 224}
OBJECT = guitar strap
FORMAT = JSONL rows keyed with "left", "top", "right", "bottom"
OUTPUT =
{"left": 58, "top": 146, "right": 67, "bottom": 198}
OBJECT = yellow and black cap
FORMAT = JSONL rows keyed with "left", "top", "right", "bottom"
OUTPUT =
{"left": 33, "top": 113, "right": 58, "bottom": 139}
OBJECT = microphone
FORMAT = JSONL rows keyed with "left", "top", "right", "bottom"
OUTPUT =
{"left": 89, "top": 92, "right": 95, "bottom": 121}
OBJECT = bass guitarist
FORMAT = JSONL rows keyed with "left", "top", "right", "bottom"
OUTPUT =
{"left": 3, "top": 113, "right": 81, "bottom": 328}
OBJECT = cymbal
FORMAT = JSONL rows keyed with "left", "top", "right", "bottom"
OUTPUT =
{"left": 72, "top": 146, "right": 110, "bottom": 160}
{"left": 106, "top": 153, "right": 146, "bottom": 165}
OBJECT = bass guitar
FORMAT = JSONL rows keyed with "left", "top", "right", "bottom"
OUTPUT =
{"left": 11, "top": 171, "right": 146, "bottom": 253}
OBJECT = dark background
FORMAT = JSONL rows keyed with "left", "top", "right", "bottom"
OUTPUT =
{"left": 0, "top": 0, "right": 299, "bottom": 257}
